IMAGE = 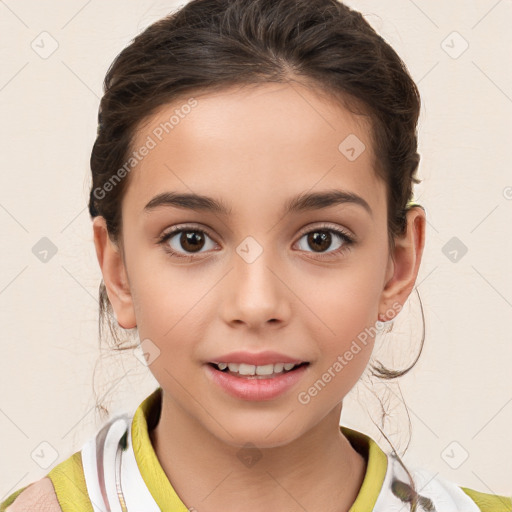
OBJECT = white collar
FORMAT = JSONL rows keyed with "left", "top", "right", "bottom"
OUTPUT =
{"left": 80, "top": 412, "right": 479, "bottom": 512}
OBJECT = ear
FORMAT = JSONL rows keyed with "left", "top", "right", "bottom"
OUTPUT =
{"left": 92, "top": 216, "right": 137, "bottom": 329}
{"left": 378, "top": 206, "right": 426, "bottom": 321}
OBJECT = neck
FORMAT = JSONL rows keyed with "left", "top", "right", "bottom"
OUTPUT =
{"left": 149, "top": 391, "right": 367, "bottom": 512}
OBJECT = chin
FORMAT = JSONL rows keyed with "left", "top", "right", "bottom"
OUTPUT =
{"left": 208, "top": 418, "right": 306, "bottom": 450}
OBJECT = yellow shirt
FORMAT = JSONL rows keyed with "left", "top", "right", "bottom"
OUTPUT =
{"left": 2, "top": 387, "right": 510, "bottom": 511}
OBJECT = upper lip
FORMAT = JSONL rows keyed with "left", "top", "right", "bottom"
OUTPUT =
{"left": 208, "top": 350, "right": 309, "bottom": 366}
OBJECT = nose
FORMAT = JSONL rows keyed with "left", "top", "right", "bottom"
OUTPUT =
{"left": 220, "top": 247, "right": 291, "bottom": 330}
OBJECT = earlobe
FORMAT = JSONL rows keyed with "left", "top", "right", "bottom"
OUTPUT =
{"left": 92, "top": 216, "right": 137, "bottom": 329}
{"left": 379, "top": 206, "right": 426, "bottom": 321}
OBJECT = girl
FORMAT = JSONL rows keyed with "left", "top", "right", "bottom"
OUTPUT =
{"left": 2, "top": 0, "right": 510, "bottom": 511}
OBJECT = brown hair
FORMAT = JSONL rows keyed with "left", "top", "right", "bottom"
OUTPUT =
{"left": 88, "top": 1, "right": 425, "bottom": 508}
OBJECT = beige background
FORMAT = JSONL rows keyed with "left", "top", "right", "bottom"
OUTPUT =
{"left": 1, "top": 0, "right": 511, "bottom": 502}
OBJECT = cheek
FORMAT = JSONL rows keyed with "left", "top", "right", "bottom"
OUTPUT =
{"left": 296, "top": 260, "right": 385, "bottom": 337}
{"left": 296, "top": 277, "right": 379, "bottom": 404}
{"left": 128, "top": 234, "right": 201, "bottom": 320}
{"left": 292, "top": 252, "right": 386, "bottom": 382}
{"left": 128, "top": 253, "right": 207, "bottom": 356}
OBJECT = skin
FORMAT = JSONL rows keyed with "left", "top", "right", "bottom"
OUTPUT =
{"left": 92, "top": 82, "right": 426, "bottom": 512}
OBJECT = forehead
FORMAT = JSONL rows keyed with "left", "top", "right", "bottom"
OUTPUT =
{"left": 123, "top": 82, "right": 385, "bottom": 218}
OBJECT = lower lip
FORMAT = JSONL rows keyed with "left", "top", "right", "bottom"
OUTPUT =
{"left": 204, "top": 364, "right": 309, "bottom": 401}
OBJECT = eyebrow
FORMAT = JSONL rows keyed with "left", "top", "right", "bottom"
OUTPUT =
{"left": 143, "top": 189, "right": 372, "bottom": 217}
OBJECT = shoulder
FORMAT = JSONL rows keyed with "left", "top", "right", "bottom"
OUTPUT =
{"left": 378, "top": 454, "right": 512, "bottom": 512}
{"left": 1, "top": 449, "right": 94, "bottom": 512}
{"left": 460, "top": 486, "right": 512, "bottom": 512}
{"left": 3, "top": 477, "right": 61, "bottom": 512}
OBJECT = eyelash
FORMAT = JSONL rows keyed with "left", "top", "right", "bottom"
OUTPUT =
{"left": 157, "top": 223, "right": 355, "bottom": 261}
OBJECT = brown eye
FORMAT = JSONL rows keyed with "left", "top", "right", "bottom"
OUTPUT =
{"left": 306, "top": 231, "right": 332, "bottom": 252}
{"left": 178, "top": 231, "right": 206, "bottom": 253}
{"left": 158, "top": 227, "right": 217, "bottom": 259}
{"left": 295, "top": 225, "right": 355, "bottom": 258}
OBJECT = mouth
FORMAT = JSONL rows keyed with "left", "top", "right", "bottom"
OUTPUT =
{"left": 207, "top": 361, "right": 310, "bottom": 379}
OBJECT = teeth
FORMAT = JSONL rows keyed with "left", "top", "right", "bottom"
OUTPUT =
{"left": 214, "top": 362, "right": 302, "bottom": 375}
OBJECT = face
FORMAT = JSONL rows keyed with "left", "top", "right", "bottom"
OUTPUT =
{"left": 99, "top": 82, "right": 407, "bottom": 448}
